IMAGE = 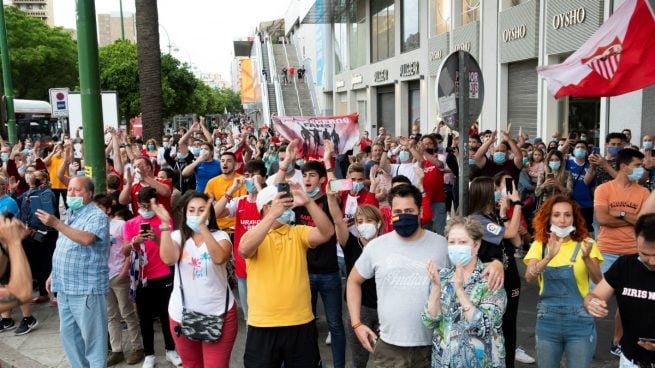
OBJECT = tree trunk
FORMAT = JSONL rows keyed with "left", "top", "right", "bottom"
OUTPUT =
{"left": 135, "top": 0, "right": 162, "bottom": 141}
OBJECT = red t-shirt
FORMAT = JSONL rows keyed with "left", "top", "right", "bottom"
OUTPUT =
{"left": 359, "top": 138, "right": 372, "bottom": 151}
{"left": 130, "top": 179, "right": 173, "bottom": 215}
{"left": 423, "top": 159, "right": 445, "bottom": 203}
{"left": 232, "top": 197, "right": 261, "bottom": 278}
{"left": 124, "top": 215, "right": 172, "bottom": 280}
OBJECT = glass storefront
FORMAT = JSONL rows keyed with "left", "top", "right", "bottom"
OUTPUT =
{"left": 569, "top": 97, "right": 601, "bottom": 147}
{"left": 462, "top": 0, "right": 480, "bottom": 25}
{"left": 371, "top": 0, "right": 395, "bottom": 62}
{"left": 402, "top": 0, "right": 420, "bottom": 52}
{"left": 434, "top": 0, "right": 451, "bottom": 35}
{"left": 377, "top": 85, "right": 395, "bottom": 135}
{"left": 350, "top": 0, "right": 367, "bottom": 68}
{"left": 408, "top": 81, "right": 420, "bottom": 130}
{"left": 335, "top": 22, "right": 348, "bottom": 73}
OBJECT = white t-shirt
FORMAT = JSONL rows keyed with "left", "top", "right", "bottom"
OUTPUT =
{"left": 265, "top": 169, "right": 304, "bottom": 187}
{"left": 108, "top": 219, "right": 126, "bottom": 279}
{"left": 168, "top": 230, "right": 235, "bottom": 322}
{"left": 389, "top": 162, "right": 421, "bottom": 186}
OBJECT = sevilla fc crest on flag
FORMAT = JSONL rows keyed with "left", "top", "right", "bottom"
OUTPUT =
{"left": 538, "top": 0, "right": 655, "bottom": 98}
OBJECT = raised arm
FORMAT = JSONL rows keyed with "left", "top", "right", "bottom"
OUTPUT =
{"left": 0, "top": 217, "right": 32, "bottom": 312}
{"left": 239, "top": 192, "right": 290, "bottom": 258}
{"left": 326, "top": 185, "right": 348, "bottom": 246}
{"left": 290, "top": 182, "right": 334, "bottom": 246}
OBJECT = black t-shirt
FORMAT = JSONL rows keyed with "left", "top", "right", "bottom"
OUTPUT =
{"left": 479, "top": 158, "right": 521, "bottom": 183}
{"left": 605, "top": 254, "right": 655, "bottom": 363}
{"left": 293, "top": 194, "right": 339, "bottom": 274}
{"left": 343, "top": 233, "right": 377, "bottom": 309}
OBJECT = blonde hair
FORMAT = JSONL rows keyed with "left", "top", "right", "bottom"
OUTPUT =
{"left": 347, "top": 162, "right": 364, "bottom": 175}
{"left": 445, "top": 216, "right": 484, "bottom": 242}
{"left": 355, "top": 205, "right": 383, "bottom": 225}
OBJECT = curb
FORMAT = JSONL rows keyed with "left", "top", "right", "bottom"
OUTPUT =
{"left": 0, "top": 339, "right": 47, "bottom": 368}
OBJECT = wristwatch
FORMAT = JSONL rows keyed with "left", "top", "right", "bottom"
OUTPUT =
{"left": 618, "top": 211, "right": 626, "bottom": 220}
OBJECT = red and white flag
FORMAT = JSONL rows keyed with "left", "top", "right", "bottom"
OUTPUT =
{"left": 537, "top": 0, "right": 655, "bottom": 98}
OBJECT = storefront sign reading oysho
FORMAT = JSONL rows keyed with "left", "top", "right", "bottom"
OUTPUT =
{"left": 502, "top": 24, "right": 527, "bottom": 42}
{"left": 454, "top": 42, "right": 471, "bottom": 52}
{"left": 336, "top": 80, "right": 345, "bottom": 88}
{"left": 430, "top": 50, "right": 445, "bottom": 61}
{"left": 351, "top": 74, "right": 363, "bottom": 85}
{"left": 374, "top": 69, "right": 389, "bottom": 83}
{"left": 400, "top": 61, "right": 420, "bottom": 77}
{"left": 552, "top": 7, "right": 586, "bottom": 30}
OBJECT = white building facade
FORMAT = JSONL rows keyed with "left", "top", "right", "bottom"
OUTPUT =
{"left": 281, "top": 0, "right": 655, "bottom": 147}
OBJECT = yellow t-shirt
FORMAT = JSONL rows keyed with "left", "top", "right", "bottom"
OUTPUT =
{"left": 48, "top": 155, "right": 67, "bottom": 190}
{"left": 524, "top": 239, "right": 604, "bottom": 297}
{"left": 204, "top": 174, "right": 246, "bottom": 231}
{"left": 246, "top": 224, "right": 315, "bottom": 327}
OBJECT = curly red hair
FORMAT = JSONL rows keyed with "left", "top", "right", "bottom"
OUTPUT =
{"left": 532, "top": 195, "right": 589, "bottom": 243}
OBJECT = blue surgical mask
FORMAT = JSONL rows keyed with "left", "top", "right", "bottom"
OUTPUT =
{"left": 0, "top": 153, "right": 8, "bottom": 162}
{"left": 494, "top": 191, "right": 502, "bottom": 204}
{"left": 468, "top": 158, "right": 476, "bottom": 166}
{"left": 147, "top": 144, "right": 155, "bottom": 151}
{"left": 163, "top": 142, "right": 170, "bottom": 149}
{"left": 177, "top": 152, "right": 185, "bottom": 161}
{"left": 200, "top": 149, "right": 209, "bottom": 157}
{"left": 244, "top": 178, "right": 258, "bottom": 193}
{"left": 296, "top": 159, "right": 305, "bottom": 167}
{"left": 352, "top": 181, "right": 365, "bottom": 193}
{"left": 548, "top": 161, "right": 561, "bottom": 171}
{"left": 574, "top": 148, "right": 586, "bottom": 159}
{"left": 287, "top": 163, "right": 295, "bottom": 172}
{"left": 191, "top": 147, "right": 201, "bottom": 156}
{"left": 66, "top": 196, "right": 84, "bottom": 211}
{"left": 138, "top": 209, "right": 155, "bottom": 219}
{"left": 277, "top": 209, "right": 294, "bottom": 224}
{"left": 307, "top": 186, "right": 320, "bottom": 198}
{"left": 522, "top": 157, "right": 528, "bottom": 166}
{"left": 448, "top": 245, "right": 473, "bottom": 266}
{"left": 398, "top": 151, "right": 410, "bottom": 162}
{"left": 493, "top": 152, "right": 506, "bottom": 164}
{"left": 644, "top": 141, "right": 653, "bottom": 150}
{"left": 628, "top": 167, "right": 645, "bottom": 182}
{"left": 607, "top": 146, "right": 620, "bottom": 156}
{"left": 186, "top": 215, "right": 209, "bottom": 233}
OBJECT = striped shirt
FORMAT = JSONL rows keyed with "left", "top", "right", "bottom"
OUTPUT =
{"left": 51, "top": 202, "right": 110, "bottom": 295}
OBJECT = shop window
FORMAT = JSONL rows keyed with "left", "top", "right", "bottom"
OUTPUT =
{"left": 402, "top": 0, "right": 420, "bottom": 52}
{"left": 335, "top": 22, "right": 348, "bottom": 73}
{"left": 434, "top": 0, "right": 451, "bottom": 35}
{"left": 371, "top": 0, "right": 395, "bottom": 62}
{"left": 462, "top": 0, "right": 480, "bottom": 25}
{"left": 350, "top": 0, "right": 367, "bottom": 68}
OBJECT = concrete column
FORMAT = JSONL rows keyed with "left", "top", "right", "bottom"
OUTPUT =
{"left": 369, "top": 86, "right": 379, "bottom": 135}
{"left": 396, "top": 81, "right": 408, "bottom": 136}
{"left": 480, "top": 0, "right": 499, "bottom": 132}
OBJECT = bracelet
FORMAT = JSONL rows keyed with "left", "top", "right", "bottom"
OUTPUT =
{"left": 351, "top": 322, "right": 363, "bottom": 330}
{"left": 159, "top": 226, "right": 171, "bottom": 232}
{"left": 224, "top": 193, "right": 233, "bottom": 201}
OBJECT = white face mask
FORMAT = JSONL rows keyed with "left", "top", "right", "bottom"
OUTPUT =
{"left": 357, "top": 223, "right": 379, "bottom": 240}
{"left": 550, "top": 224, "right": 575, "bottom": 238}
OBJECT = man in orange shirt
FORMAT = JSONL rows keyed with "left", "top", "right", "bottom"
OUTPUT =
{"left": 594, "top": 148, "right": 650, "bottom": 356}
{"left": 205, "top": 152, "right": 246, "bottom": 235}
{"left": 43, "top": 143, "right": 67, "bottom": 217}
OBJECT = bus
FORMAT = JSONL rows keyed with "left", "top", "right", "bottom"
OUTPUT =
{"left": 1, "top": 99, "right": 62, "bottom": 141}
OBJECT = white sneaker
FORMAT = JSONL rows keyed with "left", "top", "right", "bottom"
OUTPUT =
{"left": 325, "top": 332, "right": 331, "bottom": 345}
{"left": 142, "top": 355, "right": 156, "bottom": 368}
{"left": 165, "top": 350, "right": 182, "bottom": 367}
{"left": 515, "top": 347, "right": 536, "bottom": 364}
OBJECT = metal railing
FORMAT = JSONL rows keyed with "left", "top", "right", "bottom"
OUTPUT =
{"left": 254, "top": 36, "right": 271, "bottom": 126}
{"left": 281, "top": 38, "right": 304, "bottom": 116}
{"left": 290, "top": 38, "right": 320, "bottom": 116}
{"left": 267, "top": 35, "right": 285, "bottom": 116}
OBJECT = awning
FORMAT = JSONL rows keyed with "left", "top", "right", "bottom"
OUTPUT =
{"left": 301, "top": 0, "right": 356, "bottom": 24}
{"left": 233, "top": 40, "right": 253, "bottom": 57}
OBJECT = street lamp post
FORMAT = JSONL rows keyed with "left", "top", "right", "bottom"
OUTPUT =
{"left": 159, "top": 24, "right": 173, "bottom": 54}
{"left": 119, "top": 0, "right": 125, "bottom": 40}
{"left": 0, "top": 4, "right": 16, "bottom": 144}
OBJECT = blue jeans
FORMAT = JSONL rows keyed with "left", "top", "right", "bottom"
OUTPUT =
{"left": 535, "top": 305, "right": 596, "bottom": 368}
{"left": 600, "top": 253, "right": 621, "bottom": 274}
{"left": 310, "top": 272, "right": 346, "bottom": 368}
{"left": 425, "top": 202, "right": 446, "bottom": 235}
{"left": 237, "top": 276, "right": 248, "bottom": 322}
{"left": 58, "top": 292, "right": 108, "bottom": 368}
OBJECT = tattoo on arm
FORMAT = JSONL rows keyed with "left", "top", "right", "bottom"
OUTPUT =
{"left": 0, "top": 291, "right": 23, "bottom": 307}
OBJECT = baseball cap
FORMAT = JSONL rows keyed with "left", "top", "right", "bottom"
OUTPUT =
{"left": 256, "top": 185, "right": 279, "bottom": 212}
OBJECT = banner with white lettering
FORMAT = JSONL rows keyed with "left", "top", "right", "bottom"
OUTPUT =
{"left": 271, "top": 113, "right": 359, "bottom": 158}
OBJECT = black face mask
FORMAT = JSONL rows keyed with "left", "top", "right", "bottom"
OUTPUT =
{"left": 33, "top": 180, "right": 42, "bottom": 187}
{"left": 425, "top": 148, "right": 435, "bottom": 155}
{"left": 392, "top": 214, "right": 420, "bottom": 238}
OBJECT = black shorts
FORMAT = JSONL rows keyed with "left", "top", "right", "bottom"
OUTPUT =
{"left": 244, "top": 320, "right": 321, "bottom": 368}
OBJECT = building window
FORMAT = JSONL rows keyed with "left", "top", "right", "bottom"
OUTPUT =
{"left": 462, "top": 0, "right": 480, "bottom": 25}
{"left": 402, "top": 0, "right": 419, "bottom": 52}
{"left": 349, "top": 0, "right": 367, "bottom": 68}
{"left": 335, "top": 22, "right": 348, "bottom": 73}
{"left": 434, "top": 0, "right": 450, "bottom": 34}
{"left": 371, "top": 0, "right": 395, "bottom": 63}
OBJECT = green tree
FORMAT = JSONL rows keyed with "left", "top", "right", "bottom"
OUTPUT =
{"left": 0, "top": 6, "right": 78, "bottom": 100}
{"left": 161, "top": 54, "right": 196, "bottom": 117}
{"left": 98, "top": 40, "right": 140, "bottom": 122}
{"left": 135, "top": 0, "right": 163, "bottom": 141}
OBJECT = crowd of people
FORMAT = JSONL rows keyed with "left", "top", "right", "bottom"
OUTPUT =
{"left": 0, "top": 117, "right": 654, "bottom": 368}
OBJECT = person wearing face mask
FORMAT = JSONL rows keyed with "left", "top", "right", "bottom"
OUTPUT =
{"left": 327, "top": 198, "right": 383, "bottom": 368}
{"left": 181, "top": 141, "right": 221, "bottom": 192}
{"left": 293, "top": 161, "right": 347, "bottom": 367}
{"left": 163, "top": 136, "right": 196, "bottom": 193}
{"left": 43, "top": 143, "right": 68, "bottom": 217}
{"left": 122, "top": 188, "right": 181, "bottom": 368}
{"left": 35, "top": 176, "right": 110, "bottom": 367}
{"left": 594, "top": 148, "right": 650, "bottom": 356}
{"left": 204, "top": 151, "right": 246, "bottom": 236}
{"left": 535, "top": 150, "right": 572, "bottom": 207}
{"left": 473, "top": 129, "right": 523, "bottom": 184}
{"left": 379, "top": 136, "right": 424, "bottom": 187}
{"left": 422, "top": 216, "right": 507, "bottom": 368}
{"left": 267, "top": 140, "right": 304, "bottom": 186}
{"left": 239, "top": 181, "right": 335, "bottom": 367}
{"left": 641, "top": 134, "right": 655, "bottom": 191}
{"left": 588, "top": 132, "right": 625, "bottom": 186}
{"left": 419, "top": 134, "right": 447, "bottom": 234}
{"left": 524, "top": 196, "right": 602, "bottom": 368}
{"left": 584, "top": 213, "right": 655, "bottom": 367}
{"left": 566, "top": 140, "right": 596, "bottom": 231}
{"left": 145, "top": 139, "right": 159, "bottom": 164}
{"left": 119, "top": 156, "right": 174, "bottom": 216}
{"left": 157, "top": 191, "right": 237, "bottom": 367}
{"left": 347, "top": 185, "right": 448, "bottom": 367}
{"left": 213, "top": 160, "right": 266, "bottom": 323}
